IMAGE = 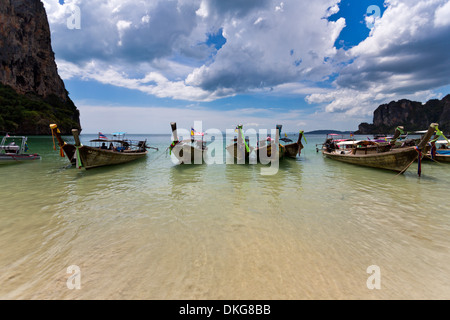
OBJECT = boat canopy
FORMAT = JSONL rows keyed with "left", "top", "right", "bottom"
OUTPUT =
{"left": 336, "top": 140, "right": 362, "bottom": 146}
{"left": 355, "top": 140, "right": 379, "bottom": 146}
{"left": 112, "top": 132, "right": 127, "bottom": 139}
{"left": 1, "top": 136, "right": 28, "bottom": 153}
{"left": 333, "top": 139, "right": 351, "bottom": 142}
{"left": 90, "top": 139, "right": 130, "bottom": 144}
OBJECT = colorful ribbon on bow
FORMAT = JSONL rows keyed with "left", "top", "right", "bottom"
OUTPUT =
{"left": 415, "top": 146, "right": 422, "bottom": 177}
{"left": 75, "top": 146, "right": 83, "bottom": 169}
{"left": 240, "top": 128, "right": 250, "bottom": 153}
{"left": 169, "top": 140, "right": 179, "bottom": 155}
{"left": 300, "top": 130, "right": 307, "bottom": 144}
{"left": 431, "top": 126, "right": 449, "bottom": 144}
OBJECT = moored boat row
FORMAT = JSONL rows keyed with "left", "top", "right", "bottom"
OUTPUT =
{"left": 2, "top": 122, "right": 448, "bottom": 175}
{"left": 168, "top": 122, "right": 307, "bottom": 165}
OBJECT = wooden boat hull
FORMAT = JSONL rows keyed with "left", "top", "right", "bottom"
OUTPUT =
{"left": 322, "top": 146, "right": 427, "bottom": 173}
{"left": 0, "top": 154, "right": 41, "bottom": 162}
{"left": 281, "top": 129, "right": 305, "bottom": 158}
{"left": 50, "top": 124, "right": 76, "bottom": 164}
{"left": 171, "top": 142, "right": 206, "bottom": 164}
{"left": 256, "top": 143, "right": 286, "bottom": 162}
{"left": 63, "top": 144, "right": 77, "bottom": 164}
{"left": 434, "top": 154, "right": 450, "bottom": 162}
{"left": 226, "top": 143, "right": 252, "bottom": 162}
{"left": 77, "top": 146, "right": 147, "bottom": 169}
{"left": 425, "top": 152, "right": 450, "bottom": 163}
{"left": 284, "top": 142, "right": 300, "bottom": 158}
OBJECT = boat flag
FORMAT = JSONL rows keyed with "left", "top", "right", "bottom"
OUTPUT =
{"left": 191, "top": 127, "right": 204, "bottom": 136}
{"left": 98, "top": 132, "right": 107, "bottom": 139}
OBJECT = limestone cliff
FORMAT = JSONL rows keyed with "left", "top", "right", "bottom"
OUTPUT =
{"left": 356, "top": 95, "right": 450, "bottom": 134}
{"left": 0, "top": 0, "right": 81, "bottom": 135}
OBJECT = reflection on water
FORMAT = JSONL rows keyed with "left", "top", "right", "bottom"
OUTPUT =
{"left": 0, "top": 135, "right": 449, "bottom": 299}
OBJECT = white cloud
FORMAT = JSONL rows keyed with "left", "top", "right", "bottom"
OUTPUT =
{"left": 57, "top": 60, "right": 220, "bottom": 101}
{"left": 141, "top": 14, "right": 150, "bottom": 24}
{"left": 77, "top": 103, "right": 332, "bottom": 134}
{"left": 434, "top": 0, "right": 450, "bottom": 27}
{"left": 44, "top": 0, "right": 345, "bottom": 101}
{"left": 185, "top": 1, "right": 344, "bottom": 92}
{"left": 41, "top": 0, "right": 450, "bottom": 130}
{"left": 196, "top": 0, "right": 208, "bottom": 18}
{"left": 308, "top": 0, "right": 450, "bottom": 119}
{"left": 324, "top": 2, "right": 340, "bottom": 18}
{"left": 116, "top": 20, "right": 132, "bottom": 46}
{"left": 275, "top": 2, "right": 284, "bottom": 12}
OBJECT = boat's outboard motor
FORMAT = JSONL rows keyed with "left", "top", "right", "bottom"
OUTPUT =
{"left": 324, "top": 138, "right": 336, "bottom": 152}
{"left": 137, "top": 141, "right": 147, "bottom": 150}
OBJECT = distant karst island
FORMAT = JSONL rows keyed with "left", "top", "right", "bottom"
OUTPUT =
{"left": 355, "top": 95, "right": 450, "bottom": 135}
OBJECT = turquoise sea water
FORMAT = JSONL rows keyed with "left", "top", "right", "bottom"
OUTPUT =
{"left": 0, "top": 133, "right": 449, "bottom": 299}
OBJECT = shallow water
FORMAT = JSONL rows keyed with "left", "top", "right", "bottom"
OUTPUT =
{"left": 0, "top": 133, "right": 449, "bottom": 299}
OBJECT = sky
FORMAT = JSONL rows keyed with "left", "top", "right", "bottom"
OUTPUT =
{"left": 42, "top": 0, "right": 450, "bottom": 134}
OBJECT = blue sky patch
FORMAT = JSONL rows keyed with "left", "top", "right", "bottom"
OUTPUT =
{"left": 328, "top": 0, "right": 386, "bottom": 50}
{"left": 206, "top": 28, "right": 227, "bottom": 50}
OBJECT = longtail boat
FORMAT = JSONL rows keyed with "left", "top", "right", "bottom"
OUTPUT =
{"left": 279, "top": 125, "right": 306, "bottom": 158}
{"left": 428, "top": 140, "right": 450, "bottom": 163}
{"left": 169, "top": 122, "right": 207, "bottom": 164}
{"left": 255, "top": 125, "right": 286, "bottom": 162}
{"left": 69, "top": 129, "right": 149, "bottom": 169}
{"left": 0, "top": 135, "right": 41, "bottom": 163}
{"left": 322, "top": 123, "right": 438, "bottom": 174}
{"left": 50, "top": 124, "right": 77, "bottom": 164}
{"left": 226, "top": 124, "right": 253, "bottom": 163}
{"left": 426, "top": 127, "right": 450, "bottom": 163}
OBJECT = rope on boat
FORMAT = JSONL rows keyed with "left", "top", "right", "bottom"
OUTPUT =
{"left": 145, "top": 147, "right": 167, "bottom": 165}
{"left": 50, "top": 125, "right": 65, "bottom": 157}
{"left": 393, "top": 159, "right": 416, "bottom": 178}
{"left": 51, "top": 128, "right": 56, "bottom": 151}
{"left": 393, "top": 147, "right": 423, "bottom": 178}
{"left": 423, "top": 153, "right": 444, "bottom": 164}
{"left": 393, "top": 152, "right": 420, "bottom": 178}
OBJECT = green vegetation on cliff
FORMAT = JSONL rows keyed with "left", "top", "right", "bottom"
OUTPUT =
{"left": 0, "top": 83, "right": 81, "bottom": 135}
